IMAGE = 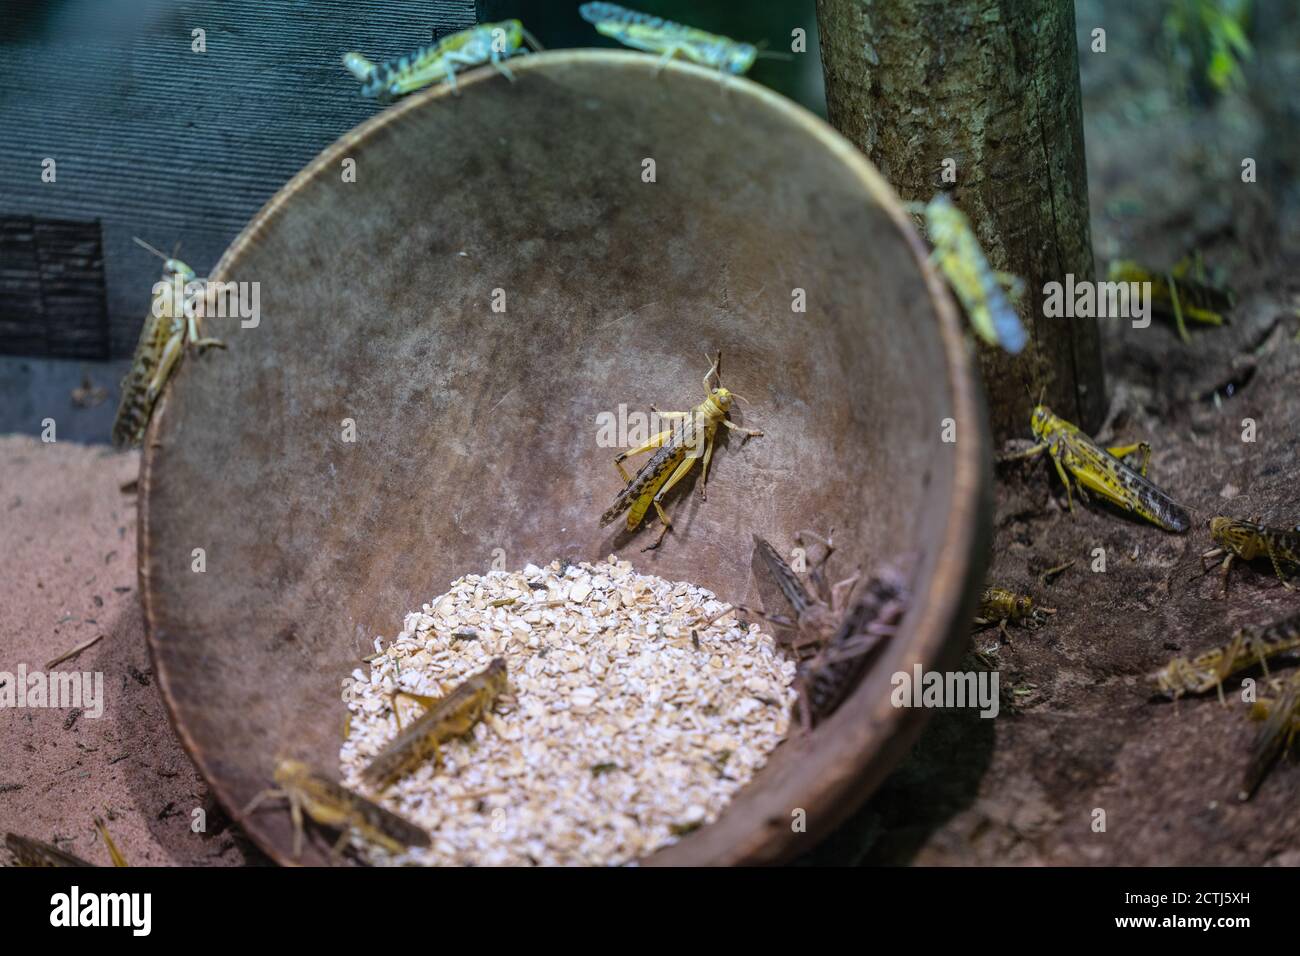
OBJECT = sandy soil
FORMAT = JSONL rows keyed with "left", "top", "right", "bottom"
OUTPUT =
{"left": 0, "top": 436, "right": 261, "bottom": 865}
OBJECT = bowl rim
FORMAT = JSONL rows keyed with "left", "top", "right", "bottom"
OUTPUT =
{"left": 139, "top": 49, "right": 990, "bottom": 867}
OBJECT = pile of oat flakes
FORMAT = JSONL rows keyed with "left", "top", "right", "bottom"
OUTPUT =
{"left": 339, "top": 556, "right": 796, "bottom": 865}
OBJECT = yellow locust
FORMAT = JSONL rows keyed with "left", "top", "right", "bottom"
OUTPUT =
{"left": 361, "top": 657, "right": 508, "bottom": 789}
{"left": 579, "top": 2, "right": 770, "bottom": 76}
{"left": 907, "top": 194, "right": 1027, "bottom": 353}
{"left": 600, "top": 352, "right": 762, "bottom": 550}
{"left": 973, "top": 587, "right": 1055, "bottom": 641}
{"left": 112, "top": 238, "right": 224, "bottom": 448}
{"left": 1203, "top": 516, "right": 1300, "bottom": 596}
{"left": 1001, "top": 403, "right": 1190, "bottom": 533}
{"left": 1108, "top": 255, "right": 1234, "bottom": 344}
{"left": 343, "top": 21, "right": 541, "bottom": 99}
{"left": 5, "top": 817, "right": 127, "bottom": 867}
{"left": 244, "top": 759, "right": 431, "bottom": 860}
{"left": 1242, "top": 671, "right": 1300, "bottom": 800}
{"left": 1151, "top": 609, "right": 1300, "bottom": 702}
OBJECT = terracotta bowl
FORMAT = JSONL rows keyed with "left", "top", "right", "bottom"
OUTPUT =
{"left": 139, "top": 50, "right": 990, "bottom": 866}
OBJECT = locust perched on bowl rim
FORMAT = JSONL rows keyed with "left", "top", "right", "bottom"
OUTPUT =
{"left": 111, "top": 238, "right": 224, "bottom": 448}
{"left": 907, "top": 194, "right": 1028, "bottom": 354}
{"left": 342, "top": 20, "right": 541, "bottom": 100}
{"left": 578, "top": 2, "right": 766, "bottom": 76}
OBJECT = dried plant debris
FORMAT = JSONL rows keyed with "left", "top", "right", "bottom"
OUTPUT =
{"left": 339, "top": 556, "right": 795, "bottom": 866}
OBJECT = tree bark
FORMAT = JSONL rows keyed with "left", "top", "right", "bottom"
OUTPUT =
{"left": 816, "top": 0, "right": 1105, "bottom": 439}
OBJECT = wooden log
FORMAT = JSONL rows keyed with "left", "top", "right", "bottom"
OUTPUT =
{"left": 816, "top": 0, "right": 1106, "bottom": 439}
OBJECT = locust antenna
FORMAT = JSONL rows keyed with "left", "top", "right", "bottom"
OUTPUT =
{"left": 521, "top": 26, "right": 545, "bottom": 51}
{"left": 702, "top": 350, "right": 722, "bottom": 392}
{"left": 132, "top": 236, "right": 170, "bottom": 261}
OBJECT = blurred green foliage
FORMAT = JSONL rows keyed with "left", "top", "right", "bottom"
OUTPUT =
{"left": 1163, "top": 0, "right": 1253, "bottom": 97}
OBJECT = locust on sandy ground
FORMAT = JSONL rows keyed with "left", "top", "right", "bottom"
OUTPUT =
{"left": 4, "top": 833, "right": 93, "bottom": 867}
{"left": 1151, "top": 609, "right": 1300, "bottom": 703}
{"left": 5, "top": 817, "right": 127, "bottom": 867}
{"left": 600, "top": 351, "right": 762, "bottom": 551}
{"left": 1202, "top": 516, "right": 1300, "bottom": 597}
{"left": 244, "top": 759, "right": 431, "bottom": 860}
{"left": 361, "top": 657, "right": 508, "bottom": 790}
{"left": 1000, "top": 403, "right": 1191, "bottom": 533}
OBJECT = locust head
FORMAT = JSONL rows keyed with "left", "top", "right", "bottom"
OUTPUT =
{"left": 1150, "top": 657, "right": 1199, "bottom": 699}
{"left": 495, "top": 19, "right": 525, "bottom": 54}
{"left": 724, "top": 42, "right": 758, "bottom": 75}
{"left": 1029, "top": 404, "right": 1053, "bottom": 442}
{"left": 483, "top": 657, "right": 510, "bottom": 695}
{"left": 342, "top": 51, "right": 377, "bottom": 82}
{"left": 1209, "top": 516, "right": 1262, "bottom": 559}
{"left": 273, "top": 759, "right": 312, "bottom": 788}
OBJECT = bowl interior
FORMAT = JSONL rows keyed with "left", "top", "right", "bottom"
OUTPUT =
{"left": 140, "top": 51, "right": 987, "bottom": 865}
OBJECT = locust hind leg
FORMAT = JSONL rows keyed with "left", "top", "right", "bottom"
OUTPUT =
{"left": 1107, "top": 441, "right": 1152, "bottom": 476}
{"left": 643, "top": 500, "right": 675, "bottom": 552}
{"left": 144, "top": 330, "right": 186, "bottom": 403}
{"left": 642, "top": 455, "right": 697, "bottom": 551}
{"left": 1166, "top": 272, "right": 1192, "bottom": 344}
{"left": 696, "top": 429, "right": 715, "bottom": 501}
{"left": 1267, "top": 548, "right": 1298, "bottom": 591}
{"left": 289, "top": 791, "right": 306, "bottom": 859}
{"left": 1047, "top": 453, "right": 1075, "bottom": 513}
{"left": 614, "top": 428, "right": 675, "bottom": 483}
{"left": 389, "top": 689, "right": 442, "bottom": 730}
